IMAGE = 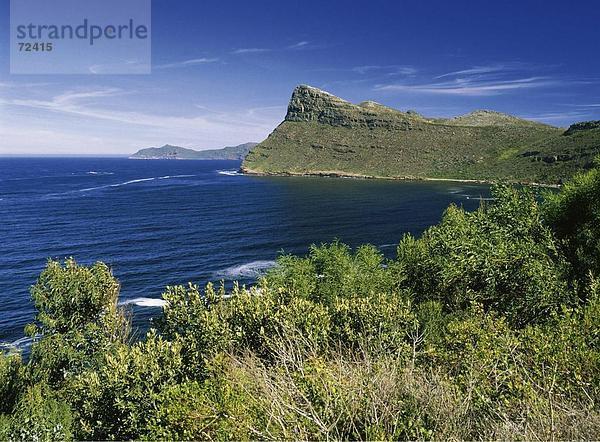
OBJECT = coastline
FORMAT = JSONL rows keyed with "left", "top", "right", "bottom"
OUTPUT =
{"left": 241, "top": 168, "right": 562, "bottom": 188}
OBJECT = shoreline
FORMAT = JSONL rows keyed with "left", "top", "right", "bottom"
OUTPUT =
{"left": 241, "top": 168, "right": 561, "bottom": 188}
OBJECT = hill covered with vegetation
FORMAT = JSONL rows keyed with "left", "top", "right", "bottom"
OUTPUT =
{"left": 131, "top": 142, "right": 257, "bottom": 160}
{"left": 1, "top": 161, "right": 600, "bottom": 440}
{"left": 242, "top": 85, "right": 600, "bottom": 185}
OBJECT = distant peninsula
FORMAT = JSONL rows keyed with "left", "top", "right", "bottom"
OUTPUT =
{"left": 131, "top": 142, "right": 257, "bottom": 160}
{"left": 242, "top": 85, "right": 600, "bottom": 185}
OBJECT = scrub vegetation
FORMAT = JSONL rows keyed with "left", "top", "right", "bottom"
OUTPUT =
{"left": 1, "top": 162, "right": 600, "bottom": 440}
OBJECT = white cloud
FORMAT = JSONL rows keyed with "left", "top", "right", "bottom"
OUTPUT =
{"left": 435, "top": 64, "right": 509, "bottom": 79}
{"left": 88, "top": 60, "right": 150, "bottom": 74}
{"left": 433, "top": 62, "right": 542, "bottom": 79}
{"left": 352, "top": 65, "right": 417, "bottom": 76}
{"left": 564, "top": 103, "right": 600, "bottom": 108}
{"left": 0, "top": 87, "right": 282, "bottom": 155}
{"left": 154, "top": 58, "right": 219, "bottom": 69}
{"left": 232, "top": 48, "right": 270, "bottom": 54}
{"left": 521, "top": 110, "right": 592, "bottom": 124}
{"left": 375, "top": 77, "right": 557, "bottom": 96}
{"left": 287, "top": 41, "right": 309, "bottom": 50}
{"left": 8, "top": 90, "right": 277, "bottom": 132}
{"left": 372, "top": 62, "right": 562, "bottom": 96}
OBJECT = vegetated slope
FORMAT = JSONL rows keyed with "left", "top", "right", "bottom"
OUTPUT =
{"left": 242, "top": 85, "right": 600, "bottom": 184}
{"left": 131, "top": 142, "right": 257, "bottom": 160}
{"left": 3, "top": 166, "right": 600, "bottom": 440}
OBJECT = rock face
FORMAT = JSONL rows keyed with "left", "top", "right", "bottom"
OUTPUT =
{"left": 285, "top": 85, "right": 419, "bottom": 130}
{"left": 242, "top": 84, "right": 600, "bottom": 185}
{"left": 564, "top": 120, "right": 600, "bottom": 136}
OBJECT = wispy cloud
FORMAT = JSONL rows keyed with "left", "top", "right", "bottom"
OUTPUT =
{"left": 6, "top": 88, "right": 272, "bottom": 131}
{"left": 0, "top": 81, "right": 56, "bottom": 89}
{"left": 232, "top": 48, "right": 270, "bottom": 54}
{"left": 352, "top": 65, "right": 417, "bottom": 76}
{"left": 1, "top": 87, "right": 281, "bottom": 154}
{"left": 53, "top": 88, "right": 128, "bottom": 104}
{"left": 376, "top": 76, "right": 558, "bottom": 96}
{"left": 373, "top": 62, "right": 568, "bottom": 96}
{"left": 154, "top": 58, "right": 219, "bottom": 70}
{"left": 435, "top": 64, "right": 511, "bottom": 79}
{"left": 522, "top": 110, "right": 592, "bottom": 123}
{"left": 287, "top": 41, "right": 310, "bottom": 50}
{"left": 433, "top": 62, "right": 544, "bottom": 79}
{"left": 88, "top": 60, "right": 150, "bottom": 74}
{"left": 563, "top": 103, "right": 600, "bottom": 108}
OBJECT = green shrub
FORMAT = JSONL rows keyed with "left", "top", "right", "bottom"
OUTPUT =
{"left": 27, "top": 259, "right": 129, "bottom": 387}
{"left": 158, "top": 282, "right": 231, "bottom": 378}
{"left": 3, "top": 384, "right": 73, "bottom": 441}
{"left": 67, "top": 331, "right": 185, "bottom": 440}
{"left": 543, "top": 163, "right": 600, "bottom": 288}
{"left": 520, "top": 284, "right": 600, "bottom": 404}
{"left": 438, "top": 305, "right": 525, "bottom": 415}
{"left": 0, "top": 353, "right": 23, "bottom": 414}
{"left": 330, "top": 292, "right": 413, "bottom": 355}
{"left": 266, "top": 242, "right": 394, "bottom": 304}
{"left": 397, "top": 185, "right": 572, "bottom": 326}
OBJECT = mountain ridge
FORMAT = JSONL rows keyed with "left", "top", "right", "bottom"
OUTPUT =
{"left": 130, "top": 142, "right": 257, "bottom": 160}
{"left": 242, "top": 85, "right": 600, "bottom": 184}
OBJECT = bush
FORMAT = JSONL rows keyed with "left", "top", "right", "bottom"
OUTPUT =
{"left": 397, "top": 185, "right": 572, "bottom": 326}
{"left": 3, "top": 384, "right": 73, "bottom": 441}
{"left": 0, "top": 353, "right": 23, "bottom": 414}
{"left": 543, "top": 163, "right": 600, "bottom": 288}
{"left": 266, "top": 242, "right": 394, "bottom": 303}
{"left": 27, "top": 259, "right": 129, "bottom": 387}
{"left": 67, "top": 331, "right": 185, "bottom": 440}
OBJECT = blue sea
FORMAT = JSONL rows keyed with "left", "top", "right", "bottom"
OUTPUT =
{"left": 0, "top": 157, "right": 490, "bottom": 351}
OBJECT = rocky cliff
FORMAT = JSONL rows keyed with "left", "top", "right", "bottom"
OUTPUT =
{"left": 285, "top": 85, "right": 422, "bottom": 130}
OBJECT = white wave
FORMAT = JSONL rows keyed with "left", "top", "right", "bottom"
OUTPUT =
{"left": 219, "top": 260, "right": 277, "bottom": 278}
{"left": 79, "top": 175, "right": 197, "bottom": 192}
{"left": 463, "top": 195, "right": 496, "bottom": 201}
{"left": 119, "top": 297, "right": 167, "bottom": 308}
{"left": 79, "top": 177, "right": 156, "bottom": 192}
{"left": 115, "top": 178, "right": 156, "bottom": 186}
{"left": 379, "top": 243, "right": 397, "bottom": 248}
{"left": 157, "top": 174, "right": 195, "bottom": 180}
{"left": 86, "top": 171, "right": 114, "bottom": 175}
{"left": 217, "top": 170, "right": 243, "bottom": 176}
{"left": 0, "top": 336, "right": 33, "bottom": 351}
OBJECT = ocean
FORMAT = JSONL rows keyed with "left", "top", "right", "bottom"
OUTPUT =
{"left": 0, "top": 157, "right": 490, "bottom": 351}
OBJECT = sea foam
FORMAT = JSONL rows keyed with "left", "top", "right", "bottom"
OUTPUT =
{"left": 217, "top": 170, "right": 243, "bottom": 176}
{"left": 79, "top": 175, "right": 195, "bottom": 192}
{"left": 0, "top": 336, "right": 34, "bottom": 351}
{"left": 218, "top": 260, "right": 277, "bottom": 278}
{"left": 119, "top": 297, "right": 167, "bottom": 308}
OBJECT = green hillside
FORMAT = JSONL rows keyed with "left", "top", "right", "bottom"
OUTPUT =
{"left": 243, "top": 85, "right": 600, "bottom": 185}
{"left": 131, "top": 142, "right": 257, "bottom": 160}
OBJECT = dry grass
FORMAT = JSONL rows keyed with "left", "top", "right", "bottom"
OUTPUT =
{"left": 205, "top": 328, "right": 600, "bottom": 441}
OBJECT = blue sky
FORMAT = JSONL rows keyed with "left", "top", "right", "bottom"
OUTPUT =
{"left": 1, "top": 0, "right": 600, "bottom": 155}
